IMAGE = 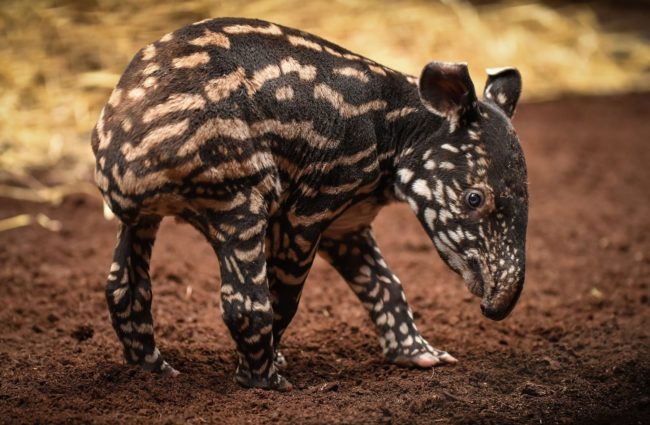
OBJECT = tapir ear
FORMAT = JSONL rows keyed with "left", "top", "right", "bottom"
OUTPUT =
{"left": 418, "top": 62, "right": 478, "bottom": 128}
{"left": 484, "top": 67, "right": 522, "bottom": 118}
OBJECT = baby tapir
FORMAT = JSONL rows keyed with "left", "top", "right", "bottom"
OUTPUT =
{"left": 92, "top": 17, "right": 528, "bottom": 391}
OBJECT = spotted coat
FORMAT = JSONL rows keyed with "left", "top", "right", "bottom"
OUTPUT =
{"left": 93, "top": 17, "right": 528, "bottom": 391}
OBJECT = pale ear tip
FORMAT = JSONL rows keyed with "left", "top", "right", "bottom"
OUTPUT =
{"left": 486, "top": 66, "right": 518, "bottom": 76}
{"left": 427, "top": 61, "right": 469, "bottom": 70}
{"left": 451, "top": 61, "right": 469, "bottom": 67}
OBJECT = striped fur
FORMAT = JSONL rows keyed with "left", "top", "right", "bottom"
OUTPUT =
{"left": 92, "top": 18, "right": 528, "bottom": 391}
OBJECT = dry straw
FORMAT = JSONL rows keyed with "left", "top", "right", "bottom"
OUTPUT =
{"left": 0, "top": 0, "right": 648, "bottom": 205}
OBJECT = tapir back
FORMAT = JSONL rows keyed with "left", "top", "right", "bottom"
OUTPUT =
{"left": 92, "top": 17, "right": 418, "bottom": 222}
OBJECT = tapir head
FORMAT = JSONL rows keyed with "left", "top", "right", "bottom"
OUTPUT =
{"left": 398, "top": 62, "right": 528, "bottom": 321}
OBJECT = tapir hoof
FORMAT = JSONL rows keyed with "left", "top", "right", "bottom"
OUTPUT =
{"left": 234, "top": 369, "right": 293, "bottom": 392}
{"left": 389, "top": 350, "right": 458, "bottom": 368}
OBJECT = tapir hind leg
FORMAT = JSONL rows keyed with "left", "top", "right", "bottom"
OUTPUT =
{"left": 264, "top": 216, "right": 321, "bottom": 368}
{"left": 105, "top": 215, "right": 179, "bottom": 376}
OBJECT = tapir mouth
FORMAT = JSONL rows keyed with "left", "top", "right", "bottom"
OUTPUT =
{"left": 480, "top": 283, "right": 523, "bottom": 321}
{"left": 466, "top": 274, "right": 484, "bottom": 298}
{"left": 464, "top": 257, "right": 485, "bottom": 298}
{"left": 465, "top": 257, "right": 522, "bottom": 321}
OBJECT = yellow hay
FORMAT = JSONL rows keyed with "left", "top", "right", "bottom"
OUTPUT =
{"left": 0, "top": 0, "right": 648, "bottom": 192}
{"left": 0, "top": 213, "right": 61, "bottom": 232}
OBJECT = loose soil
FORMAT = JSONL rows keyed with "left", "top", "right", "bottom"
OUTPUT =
{"left": 1, "top": 94, "right": 649, "bottom": 424}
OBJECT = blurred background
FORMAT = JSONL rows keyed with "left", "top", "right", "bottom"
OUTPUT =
{"left": 0, "top": 0, "right": 648, "bottom": 224}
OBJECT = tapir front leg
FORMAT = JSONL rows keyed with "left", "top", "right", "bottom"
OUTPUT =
{"left": 319, "top": 227, "right": 457, "bottom": 367}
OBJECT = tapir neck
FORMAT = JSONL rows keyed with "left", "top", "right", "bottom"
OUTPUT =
{"left": 377, "top": 72, "right": 446, "bottom": 175}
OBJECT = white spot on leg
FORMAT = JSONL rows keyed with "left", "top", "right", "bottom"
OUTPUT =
{"left": 373, "top": 300, "right": 384, "bottom": 312}
{"left": 383, "top": 288, "right": 390, "bottom": 302}
{"left": 112, "top": 286, "right": 128, "bottom": 304}
{"left": 441, "top": 143, "right": 459, "bottom": 153}
{"left": 439, "top": 162, "right": 455, "bottom": 170}
{"left": 145, "top": 348, "right": 160, "bottom": 363}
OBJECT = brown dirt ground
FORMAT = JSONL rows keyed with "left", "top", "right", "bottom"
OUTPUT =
{"left": 1, "top": 94, "right": 649, "bottom": 424}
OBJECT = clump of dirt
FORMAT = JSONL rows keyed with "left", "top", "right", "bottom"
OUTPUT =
{"left": 0, "top": 94, "right": 648, "bottom": 423}
{"left": 71, "top": 325, "right": 94, "bottom": 342}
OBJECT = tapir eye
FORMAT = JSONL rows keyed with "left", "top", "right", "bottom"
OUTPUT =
{"left": 465, "top": 189, "right": 484, "bottom": 209}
